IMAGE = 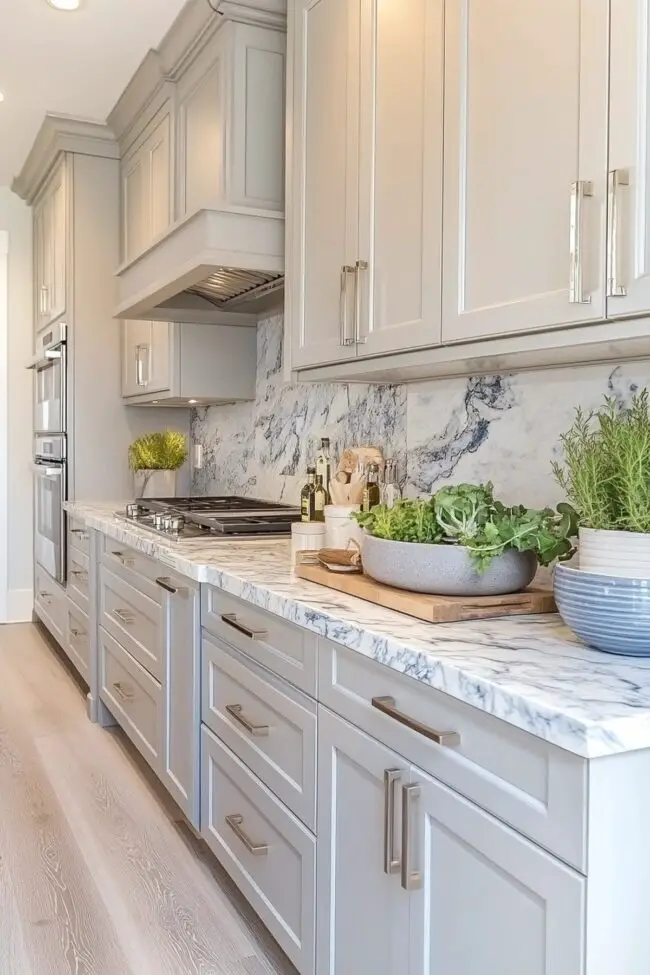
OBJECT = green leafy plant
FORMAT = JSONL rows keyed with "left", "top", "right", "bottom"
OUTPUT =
{"left": 128, "top": 431, "right": 188, "bottom": 472}
{"left": 552, "top": 389, "right": 650, "bottom": 533}
{"left": 354, "top": 482, "right": 578, "bottom": 573}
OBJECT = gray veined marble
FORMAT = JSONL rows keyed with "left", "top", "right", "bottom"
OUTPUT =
{"left": 67, "top": 500, "right": 650, "bottom": 760}
{"left": 192, "top": 314, "right": 407, "bottom": 504}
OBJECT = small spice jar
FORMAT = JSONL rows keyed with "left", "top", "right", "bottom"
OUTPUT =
{"left": 324, "top": 504, "right": 362, "bottom": 550}
{"left": 291, "top": 520, "right": 326, "bottom": 565}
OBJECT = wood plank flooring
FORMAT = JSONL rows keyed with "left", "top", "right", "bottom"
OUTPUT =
{"left": 0, "top": 623, "right": 296, "bottom": 975}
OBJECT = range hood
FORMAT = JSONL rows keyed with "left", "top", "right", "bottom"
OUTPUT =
{"left": 115, "top": 206, "right": 285, "bottom": 324}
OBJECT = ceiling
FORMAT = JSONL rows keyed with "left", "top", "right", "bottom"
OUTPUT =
{"left": 0, "top": 0, "right": 191, "bottom": 186}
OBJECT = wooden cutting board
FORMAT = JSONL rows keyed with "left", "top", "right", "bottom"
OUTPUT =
{"left": 295, "top": 563, "right": 556, "bottom": 624}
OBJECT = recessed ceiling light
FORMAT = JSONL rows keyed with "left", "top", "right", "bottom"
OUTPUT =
{"left": 0, "top": 93, "right": 4, "bottom": 103}
{"left": 47, "top": 0, "right": 81, "bottom": 10}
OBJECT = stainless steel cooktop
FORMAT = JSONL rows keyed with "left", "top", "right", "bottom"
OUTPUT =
{"left": 115, "top": 496, "right": 300, "bottom": 541}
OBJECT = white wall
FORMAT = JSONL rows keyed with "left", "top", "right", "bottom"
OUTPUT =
{"left": 0, "top": 187, "right": 33, "bottom": 621}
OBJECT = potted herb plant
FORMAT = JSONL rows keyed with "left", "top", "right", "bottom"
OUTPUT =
{"left": 354, "top": 483, "right": 576, "bottom": 596}
{"left": 553, "top": 390, "right": 650, "bottom": 578}
{"left": 128, "top": 431, "right": 188, "bottom": 498}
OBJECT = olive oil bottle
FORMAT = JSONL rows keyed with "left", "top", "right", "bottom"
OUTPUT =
{"left": 300, "top": 466, "right": 317, "bottom": 522}
{"left": 362, "top": 462, "right": 381, "bottom": 512}
{"left": 315, "top": 437, "right": 331, "bottom": 502}
{"left": 313, "top": 474, "right": 327, "bottom": 522}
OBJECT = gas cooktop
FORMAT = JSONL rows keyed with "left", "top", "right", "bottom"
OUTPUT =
{"left": 115, "top": 496, "right": 300, "bottom": 540}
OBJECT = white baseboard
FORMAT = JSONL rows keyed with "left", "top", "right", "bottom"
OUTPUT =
{"left": 3, "top": 587, "right": 34, "bottom": 623}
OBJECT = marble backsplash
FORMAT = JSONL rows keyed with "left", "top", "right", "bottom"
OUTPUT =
{"left": 192, "top": 314, "right": 650, "bottom": 508}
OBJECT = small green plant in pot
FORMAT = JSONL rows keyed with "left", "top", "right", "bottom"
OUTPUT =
{"left": 553, "top": 389, "right": 650, "bottom": 578}
{"left": 129, "top": 431, "right": 188, "bottom": 498}
{"left": 354, "top": 483, "right": 576, "bottom": 596}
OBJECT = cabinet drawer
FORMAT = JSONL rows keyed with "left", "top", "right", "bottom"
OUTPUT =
{"left": 68, "top": 518, "right": 91, "bottom": 557}
{"left": 201, "top": 726, "right": 315, "bottom": 974}
{"left": 319, "top": 639, "right": 587, "bottom": 872}
{"left": 66, "top": 600, "right": 90, "bottom": 680}
{"left": 34, "top": 563, "right": 66, "bottom": 646}
{"left": 99, "top": 627, "right": 161, "bottom": 771}
{"left": 202, "top": 586, "right": 317, "bottom": 696}
{"left": 100, "top": 566, "right": 163, "bottom": 681}
{"left": 202, "top": 635, "right": 317, "bottom": 830}
{"left": 68, "top": 549, "right": 90, "bottom": 614}
{"left": 101, "top": 536, "right": 164, "bottom": 603}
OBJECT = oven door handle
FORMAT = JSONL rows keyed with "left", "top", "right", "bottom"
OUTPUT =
{"left": 33, "top": 464, "right": 63, "bottom": 477}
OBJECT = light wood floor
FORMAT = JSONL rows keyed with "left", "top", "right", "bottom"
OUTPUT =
{"left": 0, "top": 622, "right": 296, "bottom": 975}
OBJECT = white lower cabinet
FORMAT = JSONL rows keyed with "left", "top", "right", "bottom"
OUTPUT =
{"left": 317, "top": 708, "right": 585, "bottom": 975}
{"left": 201, "top": 725, "right": 316, "bottom": 974}
{"left": 316, "top": 707, "right": 411, "bottom": 975}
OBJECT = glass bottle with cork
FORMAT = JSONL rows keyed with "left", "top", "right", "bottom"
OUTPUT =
{"left": 300, "top": 466, "right": 317, "bottom": 522}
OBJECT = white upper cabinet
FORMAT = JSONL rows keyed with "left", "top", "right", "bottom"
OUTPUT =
{"left": 290, "top": 0, "right": 360, "bottom": 369}
{"left": 34, "top": 156, "right": 68, "bottom": 332}
{"left": 121, "top": 319, "right": 256, "bottom": 406}
{"left": 176, "top": 22, "right": 285, "bottom": 219}
{"left": 442, "top": 0, "right": 609, "bottom": 344}
{"left": 290, "top": 0, "right": 443, "bottom": 368}
{"left": 607, "top": 0, "right": 650, "bottom": 318}
{"left": 121, "top": 105, "right": 172, "bottom": 264}
{"left": 356, "top": 0, "right": 443, "bottom": 356}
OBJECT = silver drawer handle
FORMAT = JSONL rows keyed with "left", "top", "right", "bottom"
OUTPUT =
{"left": 39, "top": 590, "right": 52, "bottom": 604}
{"left": 112, "top": 680, "right": 135, "bottom": 702}
{"left": 383, "top": 769, "right": 402, "bottom": 875}
{"left": 225, "top": 704, "right": 270, "bottom": 738}
{"left": 112, "top": 608, "right": 136, "bottom": 625}
{"left": 221, "top": 613, "right": 267, "bottom": 641}
{"left": 112, "top": 550, "right": 135, "bottom": 567}
{"left": 155, "top": 576, "right": 188, "bottom": 596}
{"left": 371, "top": 696, "right": 461, "bottom": 748}
{"left": 225, "top": 814, "right": 268, "bottom": 856}
{"left": 401, "top": 783, "right": 422, "bottom": 891}
{"left": 71, "top": 529, "right": 89, "bottom": 540}
{"left": 70, "top": 569, "right": 88, "bottom": 581}
{"left": 70, "top": 627, "right": 85, "bottom": 639}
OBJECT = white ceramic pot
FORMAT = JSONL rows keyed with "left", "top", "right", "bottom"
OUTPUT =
{"left": 578, "top": 526, "right": 650, "bottom": 579}
{"left": 134, "top": 469, "right": 176, "bottom": 499}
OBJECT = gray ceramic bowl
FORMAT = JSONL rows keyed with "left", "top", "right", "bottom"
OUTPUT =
{"left": 361, "top": 532, "right": 537, "bottom": 596}
{"left": 554, "top": 564, "right": 650, "bottom": 656}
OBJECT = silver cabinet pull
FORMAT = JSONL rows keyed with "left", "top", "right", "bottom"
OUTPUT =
{"left": 225, "top": 814, "right": 268, "bottom": 856}
{"left": 383, "top": 769, "right": 402, "bottom": 875}
{"left": 569, "top": 180, "right": 593, "bottom": 303}
{"left": 371, "top": 696, "right": 461, "bottom": 747}
{"left": 113, "top": 608, "right": 136, "bottom": 625}
{"left": 112, "top": 680, "right": 135, "bottom": 702}
{"left": 112, "top": 550, "right": 135, "bottom": 567}
{"left": 354, "top": 260, "right": 369, "bottom": 343}
{"left": 155, "top": 576, "right": 188, "bottom": 596}
{"left": 221, "top": 613, "right": 267, "bottom": 641}
{"left": 70, "top": 528, "right": 89, "bottom": 540}
{"left": 225, "top": 704, "right": 270, "bottom": 738}
{"left": 607, "top": 168, "right": 629, "bottom": 297}
{"left": 70, "top": 627, "right": 85, "bottom": 639}
{"left": 70, "top": 569, "right": 88, "bottom": 581}
{"left": 401, "top": 783, "right": 422, "bottom": 890}
{"left": 39, "top": 590, "right": 52, "bottom": 604}
{"left": 339, "top": 265, "right": 356, "bottom": 346}
{"left": 135, "top": 344, "right": 149, "bottom": 387}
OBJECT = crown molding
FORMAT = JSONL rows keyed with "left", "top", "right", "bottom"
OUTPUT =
{"left": 12, "top": 115, "right": 118, "bottom": 203}
{"left": 106, "top": 0, "right": 287, "bottom": 142}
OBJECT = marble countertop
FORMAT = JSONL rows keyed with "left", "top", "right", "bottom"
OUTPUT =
{"left": 67, "top": 501, "right": 650, "bottom": 760}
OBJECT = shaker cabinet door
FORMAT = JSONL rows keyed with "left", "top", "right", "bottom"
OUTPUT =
{"left": 290, "top": 0, "right": 360, "bottom": 369}
{"left": 121, "top": 106, "right": 172, "bottom": 264}
{"left": 316, "top": 708, "right": 411, "bottom": 975}
{"left": 607, "top": 0, "right": 650, "bottom": 318}
{"left": 442, "top": 0, "right": 609, "bottom": 343}
{"left": 409, "top": 769, "right": 585, "bottom": 975}
{"left": 122, "top": 320, "right": 172, "bottom": 399}
{"left": 356, "top": 0, "right": 443, "bottom": 356}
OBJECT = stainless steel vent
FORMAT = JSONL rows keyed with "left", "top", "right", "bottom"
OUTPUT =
{"left": 186, "top": 268, "right": 284, "bottom": 308}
